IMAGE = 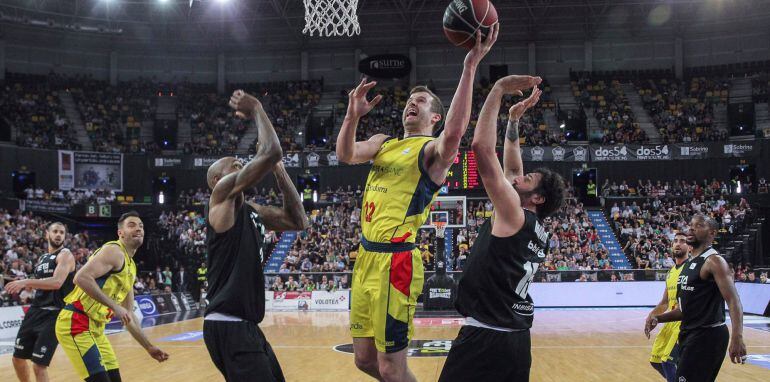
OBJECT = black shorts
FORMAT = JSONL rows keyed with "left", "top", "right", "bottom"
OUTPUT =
{"left": 13, "top": 307, "right": 60, "bottom": 366}
{"left": 438, "top": 325, "right": 531, "bottom": 382}
{"left": 676, "top": 325, "right": 729, "bottom": 382}
{"left": 203, "top": 319, "right": 285, "bottom": 382}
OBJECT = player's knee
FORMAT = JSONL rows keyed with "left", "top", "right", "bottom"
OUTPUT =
{"left": 354, "top": 353, "right": 378, "bottom": 373}
{"left": 378, "top": 359, "right": 404, "bottom": 382}
{"left": 31, "top": 363, "right": 47, "bottom": 376}
{"left": 12, "top": 356, "right": 27, "bottom": 366}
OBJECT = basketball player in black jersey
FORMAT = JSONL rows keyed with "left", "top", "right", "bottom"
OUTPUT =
{"left": 439, "top": 75, "right": 566, "bottom": 382}
{"left": 203, "top": 90, "right": 308, "bottom": 381}
{"left": 645, "top": 214, "right": 747, "bottom": 382}
{"left": 5, "top": 222, "right": 75, "bottom": 382}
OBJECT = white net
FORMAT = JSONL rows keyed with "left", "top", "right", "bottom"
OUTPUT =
{"left": 302, "top": 0, "right": 361, "bottom": 37}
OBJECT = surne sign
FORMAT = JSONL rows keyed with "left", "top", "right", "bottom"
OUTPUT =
{"left": 358, "top": 54, "right": 412, "bottom": 79}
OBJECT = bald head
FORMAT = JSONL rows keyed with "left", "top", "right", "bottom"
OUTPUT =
{"left": 207, "top": 157, "right": 241, "bottom": 190}
{"left": 687, "top": 213, "right": 719, "bottom": 248}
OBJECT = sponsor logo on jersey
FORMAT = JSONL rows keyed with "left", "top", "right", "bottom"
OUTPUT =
{"left": 512, "top": 302, "right": 535, "bottom": 316}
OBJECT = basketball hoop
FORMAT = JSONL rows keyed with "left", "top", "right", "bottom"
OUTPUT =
{"left": 434, "top": 222, "right": 447, "bottom": 239}
{"left": 302, "top": 0, "right": 361, "bottom": 37}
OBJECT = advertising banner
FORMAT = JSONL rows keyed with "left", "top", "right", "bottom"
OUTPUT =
{"left": 673, "top": 143, "right": 711, "bottom": 159}
{"left": 521, "top": 145, "right": 590, "bottom": 162}
{"left": 20, "top": 199, "right": 72, "bottom": 214}
{"left": 59, "top": 151, "right": 123, "bottom": 191}
{"left": 0, "top": 306, "right": 25, "bottom": 338}
{"left": 591, "top": 144, "right": 672, "bottom": 161}
{"left": 358, "top": 54, "right": 412, "bottom": 79}
{"left": 271, "top": 291, "right": 312, "bottom": 310}
{"left": 58, "top": 150, "right": 75, "bottom": 190}
{"left": 153, "top": 294, "right": 179, "bottom": 314}
{"left": 721, "top": 142, "right": 757, "bottom": 158}
{"left": 309, "top": 291, "right": 350, "bottom": 310}
{"left": 151, "top": 157, "right": 183, "bottom": 168}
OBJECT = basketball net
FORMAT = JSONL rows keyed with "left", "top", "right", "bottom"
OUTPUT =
{"left": 302, "top": 0, "right": 361, "bottom": 37}
{"left": 434, "top": 222, "right": 447, "bottom": 239}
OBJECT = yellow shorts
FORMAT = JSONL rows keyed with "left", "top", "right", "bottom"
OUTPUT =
{"left": 650, "top": 321, "right": 681, "bottom": 363}
{"left": 350, "top": 245, "right": 424, "bottom": 353}
{"left": 55, "top": 304, "right": 118, "bottom": 379}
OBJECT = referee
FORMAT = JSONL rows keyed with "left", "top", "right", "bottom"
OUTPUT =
{"left": 203, "top": 90, "right": 308, "bottom": 381}
{"left": 646, "top": 214, "right": 747, "bottom": 382}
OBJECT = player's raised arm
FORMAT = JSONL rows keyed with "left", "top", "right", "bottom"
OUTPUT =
{"left": 220, "top": 91, "right": 282, "bottom": 200}
{"left": 707, "top": 255, "right": 747, "bottom": 363}
{"left": 504, "top": 85, "right": 542, "bottom": 182}
{"left": 251, "top": 162, "right": 309, "bottom": 232}
{"left": 428, "top": 25, "right": 498, "bottom": 176}
{"left": 471, "top": 75, "right": 541, "bottom": 237}
{"left": 336, "top": 78, "right": 388, "bottom": 164}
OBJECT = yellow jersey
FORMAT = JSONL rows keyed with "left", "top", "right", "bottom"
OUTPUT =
{"left": 361, "top": 136, "right": 441, "bottom": 244}
{"left": 64, "top": 240, "right": 136, "bottom": 324}
{"left": 666, "top": 262, "right": 685, "bottom": 310}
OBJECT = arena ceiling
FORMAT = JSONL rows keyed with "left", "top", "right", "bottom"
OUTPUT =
{"left": 0, "top": 0, "right": 768, "bottom": 46}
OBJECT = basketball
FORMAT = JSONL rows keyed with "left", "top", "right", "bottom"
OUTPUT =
{"left": 443, "top": 0, "right": 499, "bottom": 49}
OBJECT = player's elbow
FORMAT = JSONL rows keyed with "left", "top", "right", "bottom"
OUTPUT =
{"left": 471, "top": 140, "right": 494, "bottom": 154}
{"left": 336, "top": 148, "right": 354, "bottom": 164}
{"left": 51, "top": 279, "right": 64, "bottom": 289}
{"left": 73, "top": 272, "right": 88, "bottom": 288}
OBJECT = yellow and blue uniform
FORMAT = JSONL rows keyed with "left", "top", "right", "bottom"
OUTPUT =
{"left": 55, "top": 240, "right": 136, "bottom": 379}
{"left": 351, "top": 136, "right": 441, "bottom": 353}
{"left": 650, "top": 262, "right": 685, "bottom": 364}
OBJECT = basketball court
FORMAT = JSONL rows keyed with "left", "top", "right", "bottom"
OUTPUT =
{"left": 2, "top": 308, "right": 769, "bottom": 381}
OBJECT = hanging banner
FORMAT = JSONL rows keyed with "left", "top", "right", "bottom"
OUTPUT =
{"left": 673, "top": 143, "right": 711, "bottom": 159}
{"left": 591, "top": 144, "right": 672, "bottom": 161}
{"left": 58, "top": 151, "right": 123, "bottom": 191}
{"left": 358, "top": 54, "right": 412, "bottom": 79}
{"left": 721, "top": 142, "right": 757, "bottom": 158}
{"left": 58, "top": 150, "right": 75, "bottom": 190}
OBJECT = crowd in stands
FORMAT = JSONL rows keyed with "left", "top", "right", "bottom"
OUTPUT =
{"left": 610, "top": 196, "right": 752, "bottom": 270}
{"left": 1, "top": 73, "right": 80, "bottom": 150}
{"left": 600, "top": 177, "right": 767, "bottom": 198}
{"left": 0, "top": 209, "right": 95, "bottom": 306}
{"left": 636, "top": 77, "right": 730, "bottom": 143}
{"left": 22, "top": 187, "right": 117, "bottom": 205}
{"left": 179, "top": 85, "right": 249, "bottom": 155}
{"left": 462, "top": 80, "right": 564, "bottom": 147}
{"left": 71, "top": 77, "right": 159, "bottom": 153}
{"left": 571, "top": 72, "right": 647, "bottom": 144}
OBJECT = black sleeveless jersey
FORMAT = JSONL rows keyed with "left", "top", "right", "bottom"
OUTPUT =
{"left": 455, "top": 210, "right": 549, "bottom": 330}
{"left": 677, "top": 247, "right": 726, "bottom": 331}
{"left": 31, "top": 248, "right": 75, "bottom": 309}
{"left": 205, "top": 202, "right": 267, "bottom": 323}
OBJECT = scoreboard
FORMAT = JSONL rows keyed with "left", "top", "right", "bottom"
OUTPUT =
{"left": 445, "top": 150, "right": 500, "bottom": 190}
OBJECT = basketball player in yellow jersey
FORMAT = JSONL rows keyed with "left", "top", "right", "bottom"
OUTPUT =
{"left": 645, "top": 232, "right": 690, "bottom": 382}
{"left": 336, "top": 26, "right": 498, "bottom": 382}
{"left": 55, "top": 212, "right": 169, "bottom": 381}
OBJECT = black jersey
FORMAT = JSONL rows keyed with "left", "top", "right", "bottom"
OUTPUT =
{"left": 677, "top": 247, "right": 726, "bottom": 331}
{"left": 455, "top": 210, "right": 549, "bottom": 330}
{"left": 31, "top": 248, "right": 75, "bottom": 309}
{"left": 205, "top": 202, "right": 267, "bottom": 323}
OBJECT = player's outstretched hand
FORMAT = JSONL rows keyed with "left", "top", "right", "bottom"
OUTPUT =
{"left": 229, "top": 90, "right": 262, "bottom": 119}
{"left": 3, "top": 279, "right": 27, "bottom": 294}
{"left": 464, "top": 23, "right": 499, "bottom": 68}
{"left": 729, "top": 337, "right": 747, "bottom": 364}
{"left": 147, "top": 345, "right": 170, "bottom": 362}
{"left": 643, "top": 315, "right": 657, "bottom": 339}
{"left": 346, "top": 78, "right": 383, "bottom": 120}
{"left": 494, "top": 75, "right": 542, "bottom": 97}
{"left": 113, "top": 305, "right": 131, "bottom": 326}
{"left": 509, "top": 86, "right": 542, "bottom": 121}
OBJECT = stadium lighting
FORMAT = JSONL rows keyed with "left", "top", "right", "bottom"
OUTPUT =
{"left": 560, "top": 123, "right": 566, "bottom": 129}
{"left": 158, "top": 191, "right": 165, "bottom": 205}
{"left": 158, "top": 0, "right": 169, "bottom": 3}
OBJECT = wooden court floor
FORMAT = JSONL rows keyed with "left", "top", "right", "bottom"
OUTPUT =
{"left": 2, "top": 309, "right": 769, "bottom": 381}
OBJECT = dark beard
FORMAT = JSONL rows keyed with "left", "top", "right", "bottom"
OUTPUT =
{"left": 49, "top": 240, "right": 64, "bottom": 251}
